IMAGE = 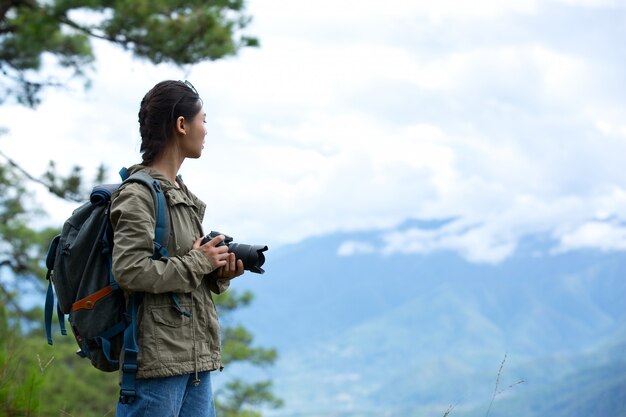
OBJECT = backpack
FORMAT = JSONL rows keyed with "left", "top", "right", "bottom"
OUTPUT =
{"left": 44, "top": 167, "right": 170, "bottom": 403}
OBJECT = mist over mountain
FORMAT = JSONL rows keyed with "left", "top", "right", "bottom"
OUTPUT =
{"left": 219, "top": 222, "right": 626, "bottom": 417}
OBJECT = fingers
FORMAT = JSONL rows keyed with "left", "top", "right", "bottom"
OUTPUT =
{"left": 202, "top": 234, "right": 225, "bottom": 247}
{"left": 217, "top": 255, "right": 244, "bottom": 279}
{"left": 227, "top": 253, "right": 236, "bottom": 272}
{"left": 210, "top": 249, "right": 230, "bottom": 268}
{"left": 224, "top": 253, "right": 237, "bottom": 273}
{"left": 195, "top": 234, "right": 230, "bottom": 270}
{"left": 196, "top": 235, "right": 245, "bottom": 278}
{"left": 194, "top": 234, "right": 225, "bottom": 250}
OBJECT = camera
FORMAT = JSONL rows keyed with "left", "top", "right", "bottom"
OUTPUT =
{"left": 201, "top": 231, "right": 268, "bottom": 274}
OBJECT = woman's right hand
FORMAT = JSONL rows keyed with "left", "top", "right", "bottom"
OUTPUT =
{"left": 193, "top": 234, "right": 230, "bottom": 269}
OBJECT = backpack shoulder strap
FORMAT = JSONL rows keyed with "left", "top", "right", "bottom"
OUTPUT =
{"left": 119, "top": 168, "right": 170, "bottom": 258}
{"left": 117, "top": 167, "right": 172, "bottom": 404}
{"left": 120, "top": 169, "right": 190, "bottom": 319}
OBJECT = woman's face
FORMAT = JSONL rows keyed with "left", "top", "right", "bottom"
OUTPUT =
{"left": 180, "top": 108, "right": 207, "bottom": 159}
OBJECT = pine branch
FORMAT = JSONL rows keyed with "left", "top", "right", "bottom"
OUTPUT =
{"left": 0, "top": 149, "right": 83, "bottom": 202}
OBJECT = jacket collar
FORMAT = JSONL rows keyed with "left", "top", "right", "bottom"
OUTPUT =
{"left": 126, "top": 164, "right": 181, "bottom": 192}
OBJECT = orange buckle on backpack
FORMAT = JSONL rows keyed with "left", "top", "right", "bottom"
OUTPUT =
{"left": 72, "top": 285, "right": 114, "bottom": 311}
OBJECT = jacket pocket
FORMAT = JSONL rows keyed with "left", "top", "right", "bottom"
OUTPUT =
{"left": 149, "top": 306, "right": 193, "bottom": 363}
{"left": 166, "top": 190, "right": 201, "bottom": 255}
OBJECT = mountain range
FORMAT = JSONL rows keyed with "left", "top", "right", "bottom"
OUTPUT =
{"left": 216, "top": 221, "right": 626, "bottom": 417}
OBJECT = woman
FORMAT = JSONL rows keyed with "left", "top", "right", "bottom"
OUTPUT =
{"left": 111, "top": 80, "right": 244, "bottom": 417}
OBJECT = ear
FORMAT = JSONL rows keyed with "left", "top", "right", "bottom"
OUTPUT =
{"left": 175, "top": 116, "right": 186, "bottom": 135}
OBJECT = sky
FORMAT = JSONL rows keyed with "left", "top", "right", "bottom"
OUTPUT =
{"left": 2, "top": 0, "right": 626, "bottom": 264}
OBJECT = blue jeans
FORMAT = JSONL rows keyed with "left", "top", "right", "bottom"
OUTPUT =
{"left": 116, "top": 371, "right": 216, "bottom": 417}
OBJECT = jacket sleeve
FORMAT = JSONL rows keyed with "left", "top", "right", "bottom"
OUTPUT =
{"left": 110, "top": 182, "right": 215, "bottom": 294}
{"left": 206, "top": 273, "right": 230, "bottom": 294}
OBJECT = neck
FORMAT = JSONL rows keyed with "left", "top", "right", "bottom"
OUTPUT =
{"left": 149, "top": 149, "right": 184, "bottom": 185}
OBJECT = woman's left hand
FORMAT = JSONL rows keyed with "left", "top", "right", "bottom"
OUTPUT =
{"left": 216, "top": 253, "right": 245, "bottom": 280}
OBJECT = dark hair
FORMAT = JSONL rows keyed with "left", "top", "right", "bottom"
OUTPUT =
{"left": 138, "top": 80, "right": 202, "bottom": 165}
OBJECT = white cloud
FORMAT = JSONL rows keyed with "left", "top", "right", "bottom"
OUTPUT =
{"left": 251, "top": 0, "right": 540, "bottom": 27}
{"left": 553, "top": 0, "right": 624, "bottom": 7}
{"left": 337, "top": 241, "right": 376, "bottom": 257}
{"left": 2, "top": 0, "right": 626, "bottom": 262}
{"left": 557, "top": 221, "right": 626, "bottom": 252}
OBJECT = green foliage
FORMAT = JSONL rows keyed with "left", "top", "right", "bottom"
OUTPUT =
{"left": 0, "top": 161, "right": 119, "bottom": 417}
{"left": 215, "top": 289, "right": 254, "bottom": 314}
{"left": 0, "top": 1, "right": 94, "bottom": 107}
{"left": 0, "top": 307, "right": 119, "bottom": 417}
{"left": 0, "top": 0, "right": 258, "bottom": 107}
{"left": 42, "top": 161, "right": 107, "bottom": 202}
{"left": 214, "top": 290, "right": 284, "bottom": 416}
{"left": 0, "top": 160, "right": 54, "bottom": 320}
{"left": 0, "top": 148, "right": 105, "bottom": 202}
{"left": 215, "top": 291, "right": 276, "bottom": 367}
{"left": 36, "top": 337, "right": 119, "bottom": 416}
{"left": 1, "top": 307, "right": 46, "bottom": 416}
{"left": 217, "top": 380, "right": 284, "bottom": 417}
{"left": 221, "top": 324, "right": 277, "bottom": 365}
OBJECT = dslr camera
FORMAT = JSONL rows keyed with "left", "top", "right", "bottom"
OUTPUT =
{"left": 201, "top": 231, "right": 268, "bottom": 274}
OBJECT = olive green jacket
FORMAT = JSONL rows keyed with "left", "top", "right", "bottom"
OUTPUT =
{"left": 110, "top": 165, "right": 227, "bottom": 379}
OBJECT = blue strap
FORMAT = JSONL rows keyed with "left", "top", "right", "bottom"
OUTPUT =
{"left": 96, "top": 319, "right": 128, "bottom": 365}
{"left": 118, "top": 167, "right": 130, "bottom": 181}
{"left": 57, "top": 303, "right": 67, "bottom": 336}
{"left": 45, "top": 278, "right": 54, "bottom": 345}
{"left": 152, "top": 242, "right": 169, "bottom": 260}
{"left": 151, "top": 180, "right": 169, "bottom": 260}
{"left": 149, "top": 181, "right": 192, "bottom": 317}
{"left": 150, "top": 180, "right": 169, "bottom": 256}
{"left": 119, "top": 292, "right": 142, "bottom": 404}
{"left": 101, "top": 222, "right": 120, "bottom": 290}
{"left": 44, "top": 235, "right": 62, "bottom": 344}
{"left": 120, "top": 169, "right": 170, "bottom": 255}
{"left": 170, "top": 293, "right": 192, "bottom": 318}
{"left": 45, "top": 273, "right": 67, "bottom": 345}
